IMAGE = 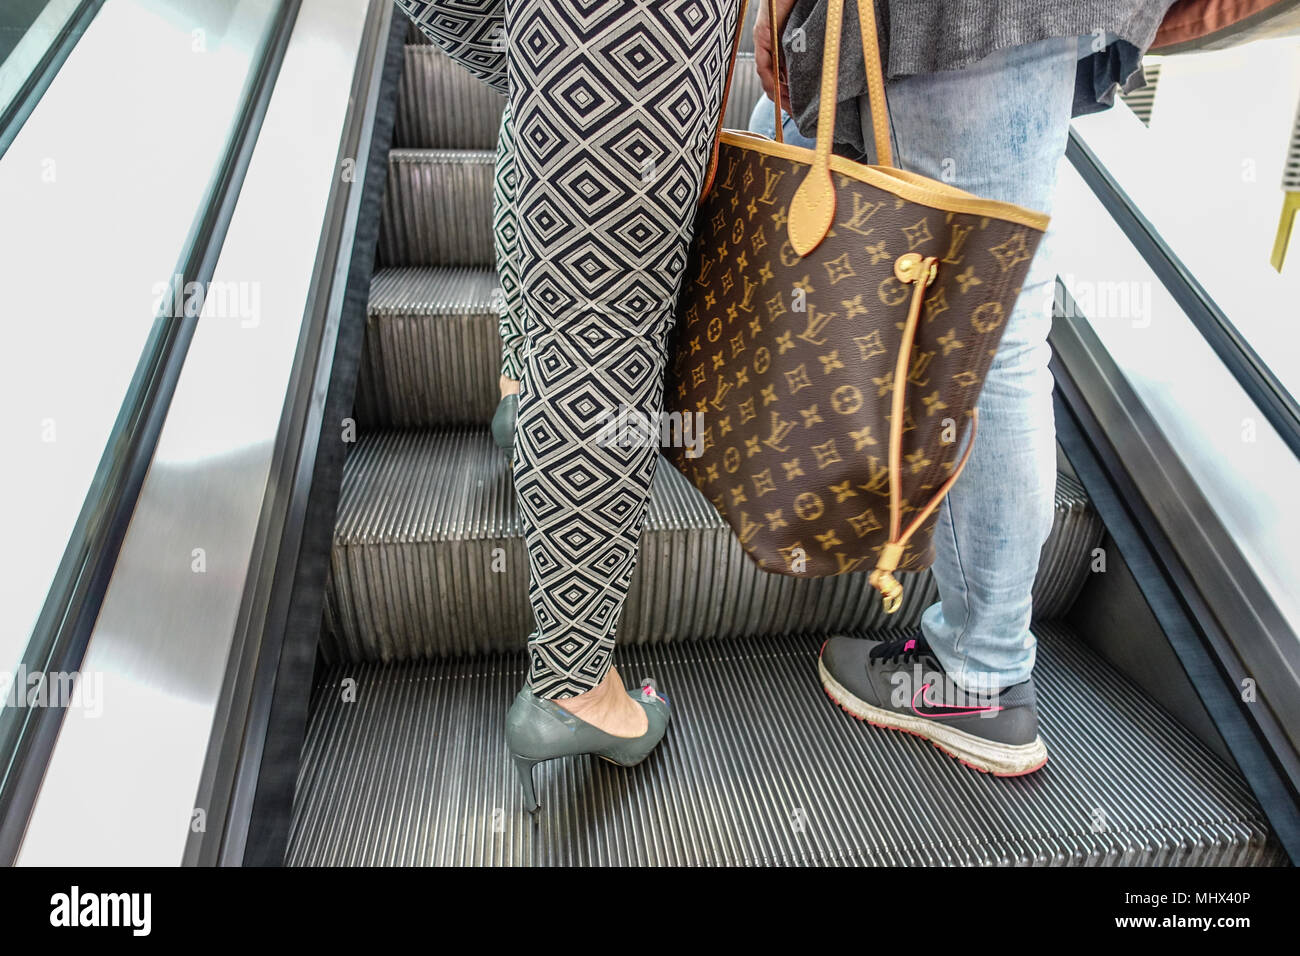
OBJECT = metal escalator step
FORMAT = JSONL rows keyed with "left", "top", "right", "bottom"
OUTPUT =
{"left": 737, "top": 0, "right": 757, "bottom": 55}
{"left": 380, "top": 58, "right": 768, "bottom": 266}
{"left": 378, "top": 149, "right": 495, "bottom": 268}
{"left": 404, "top": 3, "right": 758, "bottom": 51}
{"left": 396, "top": 45, "right": 505, "bottom": 150}
{"left": 287, "top": 621, "right": 1285, "bottom": 865}
{"left": 393, "top": 47, "right": 760, "bottom": 152}
{"left": 322, "top": 428, "right": 1103, "bottom": 663}
{"left": 1036, "top": 470, "right": 1100, "bottom": 618}
{"left": 406, "top": 19, "right": 431, "bottom": 45}
{"left": 394, "top": 45, "right": 758, "bottom": 149}
{"left": 356, "top": 267, "right": 500, "bottom": 428}
{"left": 723, "top": 52, "right": 764, "bottom": 132}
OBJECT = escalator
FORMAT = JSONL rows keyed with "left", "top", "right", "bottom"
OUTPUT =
{"left": 280, "top": 17, "right": 1288, "bottom": 867}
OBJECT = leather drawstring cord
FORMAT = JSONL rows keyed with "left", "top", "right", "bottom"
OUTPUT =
{"left": 869, "top": 254, "right": 980, "bottom": 613}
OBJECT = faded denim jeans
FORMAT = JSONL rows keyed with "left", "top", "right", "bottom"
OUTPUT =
{"left": 749, "top": 36, "right": 1078, "bottom": 692}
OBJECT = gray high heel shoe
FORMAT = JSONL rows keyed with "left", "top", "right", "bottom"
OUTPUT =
{"left": 491, "top": 393, "right": 517, "bottom": 450}
{"left": 505, "top": 682, "right": 671, "bottom": 812}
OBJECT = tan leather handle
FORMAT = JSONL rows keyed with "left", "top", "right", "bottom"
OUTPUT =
{"left": 804, "top": 0, "right": 893, "bottom": 167}
{"left": 702, "top": 0, "right": 891, "bottom": 207}
{"left": 785, "top": 0, "right": 892, "bottom": 253}
{"left": 769, "top": 0, "right": 783, "bottom": 144}
{"left": 855, "top": 0, "right": 892, "bottom": 167}
{"left": 700, "top": 0, "right": 752, "bottom": 203}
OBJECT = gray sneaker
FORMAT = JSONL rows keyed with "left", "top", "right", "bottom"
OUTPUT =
{"left": 819, "top": 634, "right": 1048, "bottom": 776}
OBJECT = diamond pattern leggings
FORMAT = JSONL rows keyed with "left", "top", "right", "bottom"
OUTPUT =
{"left": 394, "top": 0, "right": 738, "bottom": 697}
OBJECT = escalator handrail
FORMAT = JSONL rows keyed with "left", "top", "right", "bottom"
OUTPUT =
{"left": 0, "top": 0, "right": 303, "bottom": 866}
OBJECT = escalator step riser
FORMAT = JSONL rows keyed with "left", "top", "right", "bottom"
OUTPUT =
{"left": 378, "top": 150, "right": 496, "bottom": 268}
{"left": 287, "top": 622, "right": 1285, "bottom": 866}
{"left": 396, "top": 45, "right": 505, "bottom": 150}
{"left": 393, "top": 44, "right": 763, "bottom": 152}
{"left": 721, "top": 53, "right": 763, "bottom": 131}
{"left": 320, "top": 429, "right": 1104, "bottom": 663}
{"left": 356, "top": 267, "right": 500, "bottom": 428}
{"left": 404, "top": 5, "right": 760, "bottom": 54}
{"left": 378, "top": 60, "right": 765, "bottom": 271}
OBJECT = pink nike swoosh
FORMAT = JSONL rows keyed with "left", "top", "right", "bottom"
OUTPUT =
{"left": 910, "top": 682, "right": 1003, "bottom": 719}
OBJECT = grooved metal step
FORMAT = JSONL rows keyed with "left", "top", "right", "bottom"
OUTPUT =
{"left": 396, "top": 45, "right": 505, "bottom": 150}
{"left": 404, "top": 2, "right": 761, "bottom": 54}
{"left": 378, "top": 149, "right": 496, "bottom": 268}
{"left": 723, "top": 52, "right": 763, "bottom": 131}
{"left": 321, "top": 428, "right": 1103, "bottom": 663}
{"left": 394, "top": 43, "right": 765, "bottom": 151}
{"left": 287, "top": 622, "right": 1284, "bottom": 866}
{"left": 356, "top": 267, "right": 501, "bottom": 428}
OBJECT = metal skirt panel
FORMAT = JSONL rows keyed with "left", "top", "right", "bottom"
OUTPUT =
{"left": 320, "top": 429, "right": 1103, "bottom": 663}
{"left": 287, "top": 621, "right": 1285, "bottom": 866}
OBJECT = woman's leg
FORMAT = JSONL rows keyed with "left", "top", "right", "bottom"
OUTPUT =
{"left": 875, "top": 36, "right": 1078, "bottom": 693}
{"left": 394, "top": 0, "right": 508, "bottom": 93}
{"left": 504, "top": 0, "right": 738, "bottom": 702}
{"left": 493, "top": 101, "right": 526, "bottom": 394}
{"left": 394, "top": 1, "right": 525, "bottom": 395}
{"left": 815, "top": 37, "right": 1075, "bottom": 775}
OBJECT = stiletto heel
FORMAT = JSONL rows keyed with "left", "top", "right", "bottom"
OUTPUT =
{"left": 504, "top": 682, "right": 670, "bottom": 811}
{"left": 511, "top": 753, "right": 541, "bottom": 812}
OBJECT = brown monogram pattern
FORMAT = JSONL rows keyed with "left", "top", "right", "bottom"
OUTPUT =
{"left": 665, "top": 140, "right": 1044, "bottom": 578}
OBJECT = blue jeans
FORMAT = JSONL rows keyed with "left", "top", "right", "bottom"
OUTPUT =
{"left": 749, "top": 37, "right": 1077, "bottom": 692}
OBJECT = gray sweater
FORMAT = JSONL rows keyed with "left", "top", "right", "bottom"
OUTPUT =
{"left": 783, "top": 0, "right": 1177, "bottom": 158}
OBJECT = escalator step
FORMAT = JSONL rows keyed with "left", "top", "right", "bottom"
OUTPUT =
{"left": 287, "top": 621, "right": 1284, "bottom": 866}
{"left": 378, "top": 57, "right": 766, "bottom": 273}
{"left": 393, "top": 43, "right": 764, "bottom": 152}
{"left": 356, "top": 267, "right": 500, "bottom": 428}
{"left": 396, "top": 45, "right": 505, "bottom": 150}
{"left": 722, "top": 52, "right": 763, "bottom": 131}
{"left": 322, "top": 428, "right": 1102, "bottom": 663}
{"left": 406, "top": 18, "right": 430, "bottom": 44}
{"left": 378, "top": 149, "right": 496, "bottom": 268}
{"left": 736, "top": 0, "right": 758, "bottom": 55}
{"left": 404, "top": 3, "right": 760, "bottom": 53}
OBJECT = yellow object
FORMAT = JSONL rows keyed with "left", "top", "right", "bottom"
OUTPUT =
{"left": 1271, "top": 191, "right": 1299, "bottom": 272}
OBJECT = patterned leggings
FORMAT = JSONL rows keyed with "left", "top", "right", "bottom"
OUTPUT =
{"left": 394, "top": 0, "right": 739, "bottom": 698}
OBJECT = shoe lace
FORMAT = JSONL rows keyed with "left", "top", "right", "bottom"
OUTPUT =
{"left": 868, "top": 635, "right": 929, "bottom": 666}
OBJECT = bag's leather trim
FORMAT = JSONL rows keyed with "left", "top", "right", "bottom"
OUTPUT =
{"left": 719, "top": 130, "right": 1052, "bottom": 231}
{"left": 701, "top": 0, "right": 752, "bottom": 202}
{"left": 868, "top": 255, "right": 980, "bottom": 611}
{"left": 769, "top": 0, "right": 784, "bottom": 145}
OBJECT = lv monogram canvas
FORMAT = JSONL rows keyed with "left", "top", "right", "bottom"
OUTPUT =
{"left": 665, "top": 142, "right": 1043, "bottom": 578}
{"left": 662, "top": 0, "right": 1048, "bottom": 610}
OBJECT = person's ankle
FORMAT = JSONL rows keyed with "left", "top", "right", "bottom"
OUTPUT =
{"left": 554, "top": 668, "right": 649, "bottom": 738}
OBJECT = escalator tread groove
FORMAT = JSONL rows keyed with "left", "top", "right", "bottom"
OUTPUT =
{"left": 288, "top": 622, "right": 1285, "bottom": 866}
{"left": 321, "top": 428, "right": 1102, "bottom": 662}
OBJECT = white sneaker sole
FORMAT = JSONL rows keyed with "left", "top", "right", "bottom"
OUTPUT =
{"left": 819, "top": 656, "right": 1048, "bottom": 777}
